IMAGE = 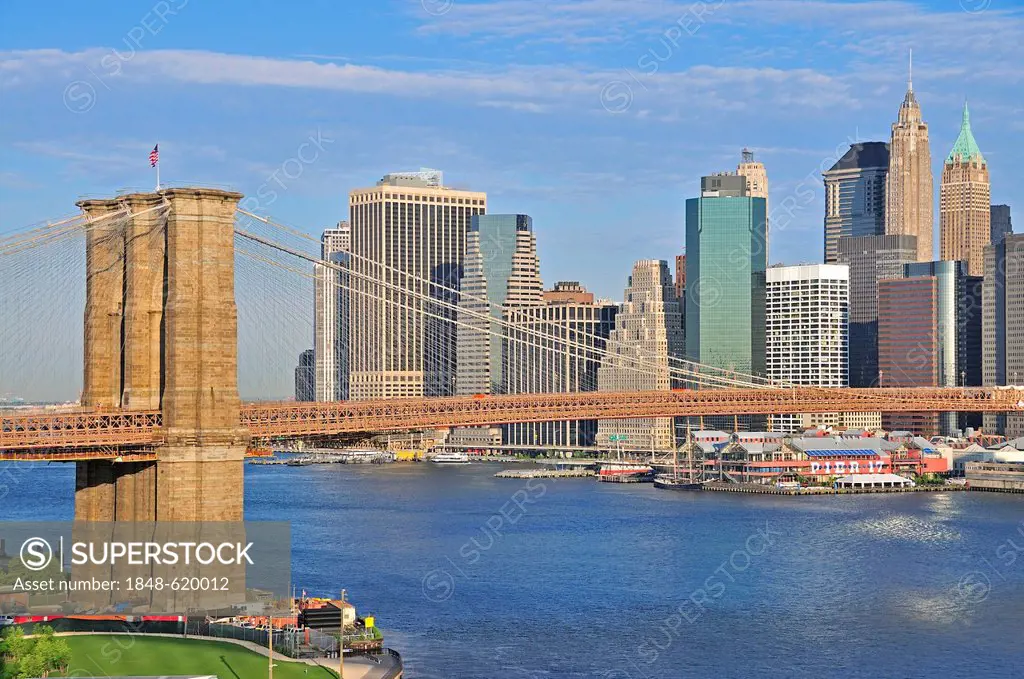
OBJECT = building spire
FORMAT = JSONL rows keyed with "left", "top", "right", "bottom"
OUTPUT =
{"left": 947, "top": 99, "right": 984, "bottom": 165}
{"left": 908, "top": 48, "right": 913, "bottom": 92}
{"left": 898, "top": 49, "right": 919, "bottom": 115}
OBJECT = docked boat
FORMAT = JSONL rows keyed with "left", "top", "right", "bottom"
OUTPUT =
{"left": 653, "top": 474, "right": 705, "bottom": 491}
{"left": 653, "top": 424, "right": 705, "bottom": 491}
{"left": 598, "top": 461, "right": 654, "bottom": 483}
{"left": 430, "top": 451, "right": 471, "bottom": 465}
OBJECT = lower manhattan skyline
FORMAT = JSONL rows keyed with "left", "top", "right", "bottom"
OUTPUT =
{"left": 5, "top": 4, "right": 1024, "bottom": 679}
{"left": 1, "top": 0, "right": 1022, "bottom": 302}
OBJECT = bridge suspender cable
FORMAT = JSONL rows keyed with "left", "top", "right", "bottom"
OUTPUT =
{"left": 234, "top": 228, "right": 767, "bottom": 392}
{"left": 235, "top": 210, "right": 784, "bottom": 391}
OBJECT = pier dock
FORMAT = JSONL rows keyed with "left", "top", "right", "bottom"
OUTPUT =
{"left": 495, "top": 469, "right": 594, "bottom": 479}
{"left": 700, "top": 482, "right": 968, "bottom": 495}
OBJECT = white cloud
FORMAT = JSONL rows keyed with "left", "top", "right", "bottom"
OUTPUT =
{"left": 411, "top": 0, "right": 1024, "bottom": 78}
{"left": 413, "top": 0, "right": 1023, "bottom": 53}
{"left": 479, "top": 100, "right": 550, "bottom": 113}
{"left": 0, "top": 48, "right": 856, "bottom": 114}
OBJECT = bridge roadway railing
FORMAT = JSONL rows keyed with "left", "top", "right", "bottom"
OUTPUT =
{"left": 241, "top": 387, "right": 1024, "bottom": 438}
{"left": 2, "top": 387, "right": 1023, "bottom": 453}
{"left": 0, "top": 408, "right": 160, "bottom": 452}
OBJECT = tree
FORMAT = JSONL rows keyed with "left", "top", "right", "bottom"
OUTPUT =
{"left": 30, "top": 627, "right": 70, "bottom": 677}
{"left": 0, "top": 627, "right": 33, "bottom": 667}
{"left": 0, "top": 626, "right": 71, "bottom": 678}
{"left": 13, "top": 653, "right": 45, "bottom": 679}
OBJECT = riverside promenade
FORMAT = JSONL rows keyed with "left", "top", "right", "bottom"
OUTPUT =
{"left": 49, "top": 632, "right": 402, "bottom": 678}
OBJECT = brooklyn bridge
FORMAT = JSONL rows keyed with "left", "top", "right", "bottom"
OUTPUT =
{"left": 2, "top": 188, "right": 1021, "bottom": 522}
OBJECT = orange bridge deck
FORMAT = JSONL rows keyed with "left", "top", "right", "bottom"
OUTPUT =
{"left": 1, "top": 387, "right": 1022, "bottom": 456}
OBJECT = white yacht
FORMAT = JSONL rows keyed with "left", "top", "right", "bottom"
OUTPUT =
{"left": 430, "top": 451, "right": 471, "bottom": 465}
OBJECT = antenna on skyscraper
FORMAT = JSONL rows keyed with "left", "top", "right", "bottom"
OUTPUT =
{"left": 908, "top": 48, "right": 913, "bottom": 92}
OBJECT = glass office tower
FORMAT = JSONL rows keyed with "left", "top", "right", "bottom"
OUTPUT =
{"left": 685, "top": 175, "right": 767, "bottom": 378}
{"left": 456, "top": 214, "right": 543, "bottom": 395}
{"left": 822, "top": 142, "right": 889, "bottom": 263}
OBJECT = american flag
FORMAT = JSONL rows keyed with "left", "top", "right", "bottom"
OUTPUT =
{"left": 149, "top": 144, "right": 159, "bottom": 167}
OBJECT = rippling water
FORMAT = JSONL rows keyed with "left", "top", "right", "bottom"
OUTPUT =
{"left": 3, "top": 461, "right": 1024, "bottom": 678}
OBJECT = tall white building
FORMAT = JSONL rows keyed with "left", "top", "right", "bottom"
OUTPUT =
{"left": 314, "top": 222, "right": 350, "bottom": 401}
{"left": 348, "top": 170, "right": 486, "bottom": 400}
{"left": 596, "top": 261, "right": 683, "bottom": 451}
{"left": 456, "top": 214, "right": 543, "bottom": 395}
{"left": 765, "top": 264, "right": 849, "bottom": 431}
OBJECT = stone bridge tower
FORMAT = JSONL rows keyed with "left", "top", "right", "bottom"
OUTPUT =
{"left": 75, "top": 188, "right": 248, "bottom": 522}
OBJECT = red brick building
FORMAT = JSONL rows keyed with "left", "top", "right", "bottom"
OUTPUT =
{"left": 878, "top": 276, "right": 940, "bottom": 436}
{"left": 674, "top": 254, "right": 686, "bottom": 301}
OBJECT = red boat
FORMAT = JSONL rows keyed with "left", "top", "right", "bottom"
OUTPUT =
{"left": 598, "top": 461, "right": 655, "bottom": 483}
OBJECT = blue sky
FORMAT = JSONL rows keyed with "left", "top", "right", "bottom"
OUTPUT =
{"left": 1, "top": 0, "right": 1022, "bottom": 304}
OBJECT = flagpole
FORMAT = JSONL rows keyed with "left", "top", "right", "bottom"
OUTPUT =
{"left": 155, "top": 142, "right": 160, "bottom": 191}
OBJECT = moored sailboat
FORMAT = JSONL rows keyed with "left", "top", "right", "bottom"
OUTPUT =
{"left": 653, "top": 424, "right": 705, "bottom": 491}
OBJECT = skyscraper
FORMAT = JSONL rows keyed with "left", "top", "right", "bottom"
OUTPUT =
{"left": 504, "top": 282, "right": 617, "bottom": 447}
{"left": 348, "top": 170, "right": 486, "bottom": 400}
{"left": 737, "top": 149, "right": 768, "bottom": 199}
{"left": 885, "top": 54, "right": 934, "bottom": 262}
{"left": 685, "top": 174, "right": 767, "bottom": 377}
{"left": 879, "top": 261, "right": 983, "bottom": 436}
{"left": 737, "top": 149, "right": 769, "bottom": 258}
{"left": 940, "top": 103, "right": 991, "bottom": 276}
{"left": 878, "top": 276, "right": 940, "bottom": 436}
{"left": 674, "top": 253, "right": 686, "bottom": 349}
{"left": 674, "top": 254, "right": 686, "bottom": 301}
{"left": 596, "top": 261, "right": 683, "bottom": 451}
{"left": 823, "top": 142, "right": 889, "bottom": 263}
{"left": 983, "top": 234, "right": 1024, "bottom": 438}
{"left": 456, "top": 214, "right": 543, "bottom": 395}
{"left": 314, "top": 222, "right": 350, "bottom": 401}
{"left": 294, "top": 349, "right": 315, "bottom": 402}
{"left": 765, "top": 264, "right": 849, "bottom": 432}
{"left": 836, "top": 234, "right": 918, "bottom": 387}
{"left": 991, "top": 204, "right": 1012, "bottom": 245}
{"left": 905, "top": 261, "right": 983, "bottom": 433}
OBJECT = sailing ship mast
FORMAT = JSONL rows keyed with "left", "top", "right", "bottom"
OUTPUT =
{"left": 673, "top": 432, "right": 680, "bottom": 479}
{"left": 686, "top": 421, "right": 693, "bottom": 482}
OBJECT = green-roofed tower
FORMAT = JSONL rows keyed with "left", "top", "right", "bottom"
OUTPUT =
{"left": 940, "top": 100, "right": 991, "bottom": 276}
{"left": 947, "top": 102, "right": 985, "bottom": 164}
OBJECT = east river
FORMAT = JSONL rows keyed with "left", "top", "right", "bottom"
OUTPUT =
{"left": 3, "top": 461, "right": 1024, "bottom": 678}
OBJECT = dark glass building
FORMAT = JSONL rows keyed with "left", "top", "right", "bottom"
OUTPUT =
{"left": 823, "top": 142, "right": 889, "bottom": 263}
{"left": 294, "top": 349, "right": 315, "bottom": 402}
{"left": 836, "top": 234, "right": 918, "bottom": 388}
{"left": 991, "top": 204, "right": 1012, "bottom": 245}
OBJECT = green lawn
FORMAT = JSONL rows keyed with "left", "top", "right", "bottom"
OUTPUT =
{"left": 57, "top": 635, "right": 337, "bottom": 678}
